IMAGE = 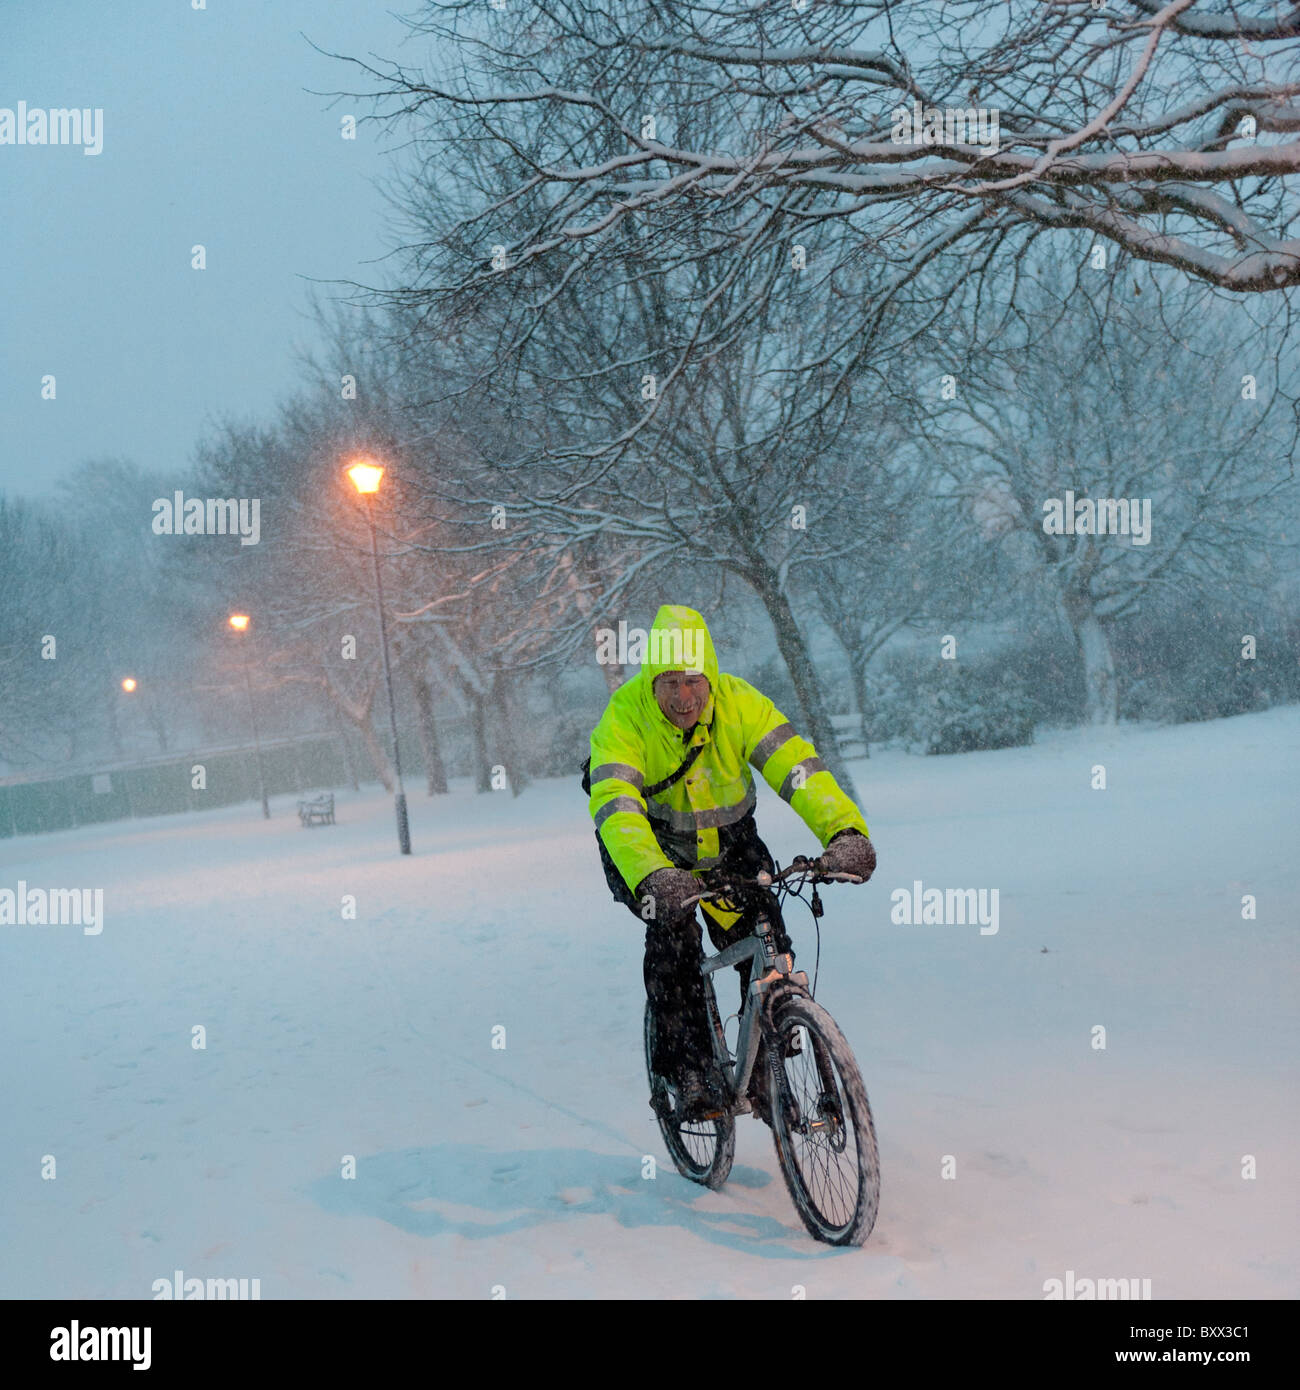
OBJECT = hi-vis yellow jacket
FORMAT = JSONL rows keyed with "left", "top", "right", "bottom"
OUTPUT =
{"left": 588, "top": 605, "right": 868, "bottom": 926}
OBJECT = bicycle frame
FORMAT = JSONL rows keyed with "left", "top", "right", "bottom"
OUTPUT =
{"left": 695, "top": 889, "right": 811, "bottom": 1110}
{"left": 653, "top": 857, "right": 880, "bottom": 1244}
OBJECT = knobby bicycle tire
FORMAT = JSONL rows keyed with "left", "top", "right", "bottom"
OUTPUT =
{"left": 766, "top": 991, "right": 880, "bottom": 1245}
{"left": 644, "top": 995, "right": 735, "bottom": 1191}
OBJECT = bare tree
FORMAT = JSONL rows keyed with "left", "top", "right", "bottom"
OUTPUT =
{"left": 926, "top": 264, "right": 1296, "bottom": 722}
{"left": 795, "top": 450, "right": 987, "bottom": 751}
{"left": 368, "top": 88, "right": 963, "bottom": 796}
{"left": 0, "top": 461, "right": 212, "bottom": 771}
{"left": 326, "top": 0, "right": 1298, "bottom": 474}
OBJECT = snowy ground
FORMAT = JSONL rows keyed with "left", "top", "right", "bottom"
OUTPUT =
{"left": 2, "top": 707, "right": 1297, "bottom": 1299}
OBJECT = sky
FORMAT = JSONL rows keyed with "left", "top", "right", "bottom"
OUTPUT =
{"left": 1, "top": 0, "right": 424, "bottom": 498}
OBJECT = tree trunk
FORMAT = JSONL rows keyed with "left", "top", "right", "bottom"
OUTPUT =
{"left": 490, "top": 670, "right": 529, "bottom": 797}
{"left": 750, "top": 570, "right": 860, "bottom": 802}
{"left": 595, "top": 621, "right": 626, "bottom": 692}
{"left": 340, "top": 731, "right": 360, "bottom": 792}
{"left": 356, "top": 719, "right": 396, "bottom": 791}
{"left": 558, "top": 548, "right": 626, "bottom": 690}
{"left": 445, "top": 665, "right": 493, "bottom": 792}
{"left": 333, "top": 714, "right": 360, "bottom": 792}
{"left": 469, "top": 694, "right": 491, "bottom": 793}
{"left": 411, "top": 665, "right": 449, "bottom": 794}
{"left": 324, "top": 677, "right": 395, "bottom": 790}
{"left": 847, "top": 657, "right": 871, "bottom": 760}
{"left": 146, "top": 697, "right": 169, "bottom": 755}
{"left": 1063, "top": 594, "right": 1118, "bottom": 725}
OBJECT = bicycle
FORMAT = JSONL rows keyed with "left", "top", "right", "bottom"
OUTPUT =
{"left": 644, "top": 855, "right": 881, "bottom": 1247}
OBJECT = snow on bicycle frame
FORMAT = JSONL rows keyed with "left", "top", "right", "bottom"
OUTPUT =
{"left": 683, "top": 856, "right": 863, "bottom": 1101}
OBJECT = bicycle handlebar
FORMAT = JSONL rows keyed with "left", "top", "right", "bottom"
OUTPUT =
{"left": 683, "top": 854, "right": 864, "bottom": 908}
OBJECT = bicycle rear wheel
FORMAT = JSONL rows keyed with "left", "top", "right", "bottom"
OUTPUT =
{"left": 644, "top": 994, "right": 735, "bottom": 1190}
{"left": 765, "top": 992, "right": 879, "bottom": 1245}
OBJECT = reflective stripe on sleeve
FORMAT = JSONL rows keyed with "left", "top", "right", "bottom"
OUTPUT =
{"left": 749, "top": 722, "right": 796, "bottom": 769}
{"left": 589, "top": 762, "right": 644, "bottom": 789}
{"left": 593, "top": 795, "right": 647, "bottom": 829}
{"left": 778, "top": 757, "right": 828, "bottom": 803}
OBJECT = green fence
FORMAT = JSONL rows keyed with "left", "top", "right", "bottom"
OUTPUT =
{"left": 0, "top": 732, "right": 373, "bottom": 839}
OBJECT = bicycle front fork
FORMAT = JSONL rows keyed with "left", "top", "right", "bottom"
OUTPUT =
{"left": 713, "top": 914, "right": 810, "bottom": 1108}
{"left": 751, "top": 910, "right": 807, "bottom": 992}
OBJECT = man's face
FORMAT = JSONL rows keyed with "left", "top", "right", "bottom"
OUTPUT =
{"left": 654, "top": 671, "right": 710, "bottom": 730}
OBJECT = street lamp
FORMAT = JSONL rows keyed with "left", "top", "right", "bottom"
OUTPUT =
{"left": 346, "top": 457, "right": 411, "bottom": 855}
{"left": 228, "top": 612, "right": 270, "bottom": 820}
{"left": 115, "top": 678, "right": 139, "bottom": 817}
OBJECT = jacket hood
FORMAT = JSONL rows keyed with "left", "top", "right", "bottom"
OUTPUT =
{"left": 640, "top": 605, "right": 719, "bottom": 688}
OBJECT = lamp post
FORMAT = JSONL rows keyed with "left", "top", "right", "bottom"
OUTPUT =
{"left": 118, "top": 678, "right": 138, "bottom": 819}
{"left": 228, "top": 613, "right": 270, "bottom": 819}
{"left": 346, "top": 459, "right": 411, "bottom": 855}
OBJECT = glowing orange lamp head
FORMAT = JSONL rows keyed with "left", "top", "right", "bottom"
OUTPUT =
{"left": 346, "top": 459, "right": 385, "bottom": 495}
{"left": 228, "top": 613, "right": 250, "bottom": 632}
{"left": 121, "top": 677, "right": 137, "bottom": 693}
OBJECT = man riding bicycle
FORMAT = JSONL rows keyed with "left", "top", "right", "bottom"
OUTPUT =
{"left": 588, "top": 605, "right": 876, "bottom": 1122}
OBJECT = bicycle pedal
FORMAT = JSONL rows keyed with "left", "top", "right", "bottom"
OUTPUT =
{"left": 677, "top": 1092, "right": 730, "bottom": 1123}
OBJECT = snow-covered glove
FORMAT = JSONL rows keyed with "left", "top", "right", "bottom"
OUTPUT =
{"left": 819, "top": 830, "right": 876, "bottom": 881}
{"left": 636, "top": 867, "right": 701, "bottom": 925}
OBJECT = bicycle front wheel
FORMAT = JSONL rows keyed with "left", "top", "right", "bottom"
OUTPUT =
{"left": 766, "top": 992, "right": 880, "bottom": 1245}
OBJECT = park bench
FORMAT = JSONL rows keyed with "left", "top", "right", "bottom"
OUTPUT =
{"left": 297, "top": 792, "right": 335, "bottom": 827}
{"left": 830, "top": 712, "right": 869, "bottom": 761}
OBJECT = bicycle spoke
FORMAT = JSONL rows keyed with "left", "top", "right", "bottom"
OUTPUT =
{"left": 645, "top": 998, "right": 735, "bottom": 1189}
{"left": 643, "top": 863, "right": 876, "bottom": 1237}
{"left": 776, "top": 1014, "right": 866, "bottom": 1233}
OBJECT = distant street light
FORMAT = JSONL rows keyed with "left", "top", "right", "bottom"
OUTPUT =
{"left": 228, "top": 612, "right": 270, "bottom": 820}
{"left": 346, "top": 461, "right": 384, "bottom": 495}
{"left": 115, "top": 678, "right": 139, "bottom": 816}
{"left": 346, "top": 457, "right": 411, "bottom": 855}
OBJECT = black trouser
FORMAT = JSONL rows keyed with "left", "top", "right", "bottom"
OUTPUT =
{"left": 642, "top": 895, "right": 794, "bottom": 1082}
